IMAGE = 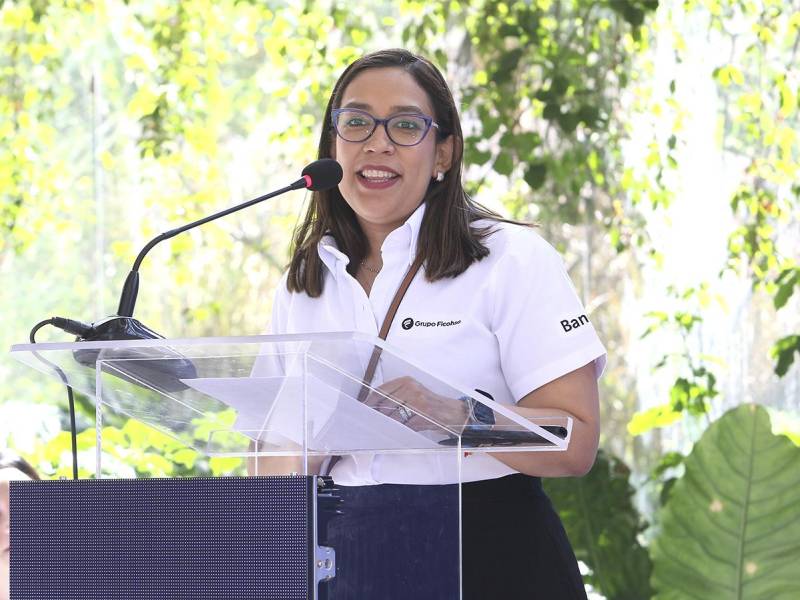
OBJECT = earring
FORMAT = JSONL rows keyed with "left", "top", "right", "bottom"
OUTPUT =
{"left": 435, "top": 171, "right": 445, "bottom": 182}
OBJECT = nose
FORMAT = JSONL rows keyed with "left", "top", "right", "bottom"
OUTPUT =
{"left": 363, "top": 123, "right": 395, "bottom": 154}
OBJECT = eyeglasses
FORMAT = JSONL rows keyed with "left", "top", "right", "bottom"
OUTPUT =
{"left": 331, "top": 108, "right": 439, "bottom": 147}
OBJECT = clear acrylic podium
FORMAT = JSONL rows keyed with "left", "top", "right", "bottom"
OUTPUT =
{"left": 10, "top": 331, "right": 571, "bottom": 599}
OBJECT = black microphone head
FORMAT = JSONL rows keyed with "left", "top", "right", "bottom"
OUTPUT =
{"left": 301, "top": 158, "right": 343, "bottom": 191}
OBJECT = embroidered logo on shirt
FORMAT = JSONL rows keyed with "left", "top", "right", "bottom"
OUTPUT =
{"left": 561, "top": 314, "right": 590, "bottom": 332}
{"left": 401, "top": 317, "right": 461, "bottom": 330}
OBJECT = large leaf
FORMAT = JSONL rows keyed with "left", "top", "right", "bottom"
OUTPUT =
{"left": 652, "top": 404, "right": 800, "bottom": 599}
{"left": 544, "top": 450, "right": 653, "bottom": 599}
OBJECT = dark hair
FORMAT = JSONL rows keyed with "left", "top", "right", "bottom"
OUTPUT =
{"left": 286, "top": 48, "right": 508, "bottom": 297}
{"left": 0, "top": 450, "right": 40, "bottom": 480}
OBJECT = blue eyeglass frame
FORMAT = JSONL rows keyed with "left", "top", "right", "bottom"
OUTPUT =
{"left": 330, "top": 107, "right": 440, "bottom": 147}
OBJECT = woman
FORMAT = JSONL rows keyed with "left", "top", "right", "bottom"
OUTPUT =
{"left": 269, "top": 49, "right": 606, "bottom": 599}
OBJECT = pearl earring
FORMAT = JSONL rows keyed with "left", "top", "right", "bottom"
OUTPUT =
{"left": 435, "top": 171, "right": 445, "bottom": 182}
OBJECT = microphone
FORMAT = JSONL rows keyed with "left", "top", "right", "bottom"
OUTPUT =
{"left": 114, "top": 158, "right": 343, "bottom": 322}
{"left": 301, "top": 158, "right": 343, "bottom": 192}
{"left": 42, "top": 159, "right": 342, "bottom": 390}
{"left": 49, "top": 159, "right": 342, "bottom": 342}
{"left": 30, "top": 159, "right": 341, "bottom": 479}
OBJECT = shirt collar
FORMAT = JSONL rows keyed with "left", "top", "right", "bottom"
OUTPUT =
{"left": 318, "top": 201, "right": 427, "bottom": 278}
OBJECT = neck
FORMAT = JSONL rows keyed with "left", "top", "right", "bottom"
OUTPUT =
{"left": 358, "top": 219, "right": 399, "bottom": 261}
{"left": 356, "top": 202, "right": 424, "bottom": 260}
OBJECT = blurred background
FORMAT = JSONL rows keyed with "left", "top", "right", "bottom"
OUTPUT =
{"left": 1, "top": 0, "right": 798, "bottom": 597}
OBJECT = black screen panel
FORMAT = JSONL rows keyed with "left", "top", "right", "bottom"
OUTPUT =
{"left": 10, "top": 476, "right": 314, "bottom": 600}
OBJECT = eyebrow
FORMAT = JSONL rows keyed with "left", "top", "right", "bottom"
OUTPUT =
{"left": 341, "top": 101, "right": 427, "bottom": 114}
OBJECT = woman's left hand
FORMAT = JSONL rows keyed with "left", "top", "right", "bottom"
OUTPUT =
{"left": 363, "top": 376, "right": 469, "bottom": 432}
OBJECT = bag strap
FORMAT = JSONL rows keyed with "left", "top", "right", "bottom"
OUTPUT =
{"left": 380, "top": 252, "right": 425, "bottom": 339}
{"left": 323, "top": 254, "right": 425, "bottom": 476}
{"left": 358, "top": 252, "right": 425, "bottom": 401}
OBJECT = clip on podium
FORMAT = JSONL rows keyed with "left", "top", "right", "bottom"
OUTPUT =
{"left": 9, "top": 331, "right": 571, "bottom": 600}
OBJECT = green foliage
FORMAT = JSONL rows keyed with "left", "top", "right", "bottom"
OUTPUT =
{"left": 707, "top": 1, "right": 800, "bottom": 377}
{"left": 26, "top": 417, "right": 245, "bottom": 479}
{"left": 552, "top": 406, "right": 800, "bottom": 599}
{"left": 771, "top": 334, "right": 800, "bottom": 378}
{"left": 545, "top": 450, "right": 653, "bottom": 599}
{"left": 1, "top": 0, "right": 663, "bottom": 479}
{"left": 0, "top": 0, "right": 89, "bottom": 256}
{"left": 769, "top": 266, "right": 800, "bottom": 374}
{"left": 651, "top": 404, "right": 800, "bottom": 599}
{"left": 460, "top": 0, "right": 657, "bottom": 229}
{"left": 630, "top": 286, "right": 723, "bottom": 435}
{"left": 628, "top": 404, "right": 683, "bottom": 437}
{"left": 396, "top": 0, "right": 660, "bottom": 259}
{"left": 626, "top": 0, "right": 800, "bottom": 449}
{"left": 649, "top": 450, "right": 685, "bottom": 506}
{"left": 0, "top": 16, "right": 796, "bottom": 592}
{"left": 773, "top": 266, "right": 800, "bottom": 310}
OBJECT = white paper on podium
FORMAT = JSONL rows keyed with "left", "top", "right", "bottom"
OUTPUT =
{"left": 180, "top": 375, "right": 445, "bottom": 453}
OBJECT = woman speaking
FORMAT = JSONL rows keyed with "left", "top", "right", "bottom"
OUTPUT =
{"left": 268, "top": 49, "right": 606, "bottom": 599}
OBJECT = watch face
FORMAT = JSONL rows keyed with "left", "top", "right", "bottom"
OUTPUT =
{"left": 472, "top": 401, "right": 495, "bottom": 425}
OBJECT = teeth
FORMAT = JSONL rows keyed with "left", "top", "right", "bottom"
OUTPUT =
{"left": 360, "top": 169, "right": 398, "bottom": 180}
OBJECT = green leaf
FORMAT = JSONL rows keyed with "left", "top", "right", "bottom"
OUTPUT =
{"left": 170, "top": 448, "right": 199, "bottom": 468}
{"left": 465, "top": 146, "right": 492, "bottom": 166}
{"left": 628, "top": 403, "right": 683, "bottom": 435}
{"left": 771, "top": 335, "right": 800, "bottom": 377}
{"left": 479, "top": 113, "right": 501, "bottom": 138}
{"left": 576, "top": 104, "right": 600, "bottom": 127}
{"left": 493, "top": 48, "right": 524, "bottom": 84}
{"left": 550, "top": 74, "right": 569, "bottom": 96}
{"left": 516, "top": 132, "right": 542, "bottom": 156}
{"left": 534, "top": 87, "right": 555, "bottom": 103}
{"left": 524, "top": 162, "right": 547, "bottom": 189}
{"left": 621, "top": 4, "right": 645, "bottom": 28}
{"left": 498, "top": 23, "right": 520, "bottom": 38}
{"left": 652, "top": 451, "right": 685, "bottom": 479}
{"left": 493, "top": 151, "right": 514, "bottom": 176}
{"left": 544, "top": 451, "right": 653, "bottom": 599}
{"left": 660, "top": 477, "right": 678, "bottom": 506}
{"left": 773, "top": 268, "right": 798, "bottom": 310}
{"left": 557, "top": 111, "right": 580, "bottom": 134}
{"left": 651, "top": 404, "right": 800, "bottom": 599}
{"left": 518, "top": 7, "right": 541, "bottom": 37}
{"left": 209, "top": 456, "right": 245, "bottom": 475}
{"left": 542, "top": 102, "right": 561, "bottom": 121}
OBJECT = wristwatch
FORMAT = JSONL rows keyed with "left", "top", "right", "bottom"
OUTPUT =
{"left": 396, "top": 404, "right": 414, "bottom": 424}
{"left": 463, "top": 394, "right": 495, "bottom": 426}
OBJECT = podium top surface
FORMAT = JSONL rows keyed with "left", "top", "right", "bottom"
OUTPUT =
{"left": 11, "top": 331, "right": 571, "bottom": 456}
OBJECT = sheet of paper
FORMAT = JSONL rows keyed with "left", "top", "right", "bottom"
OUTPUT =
{"left": 180, "top": 375, "right": 443, "bottom": 452}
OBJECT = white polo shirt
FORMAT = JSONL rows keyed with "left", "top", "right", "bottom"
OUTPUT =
{"left": 270, "top": 202, "right": 606, "bottom": 485}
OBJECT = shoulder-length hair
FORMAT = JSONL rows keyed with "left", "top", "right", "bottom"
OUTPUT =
{"left": 287, "top": 48, "right": 506, "bottom": 297}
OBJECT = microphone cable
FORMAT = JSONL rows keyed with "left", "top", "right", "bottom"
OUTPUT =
{"left": 29, "top": 318, "right": 83, "bottom": 480}
{"left": 26, "top": 159, "right": 344, "bottom": 481}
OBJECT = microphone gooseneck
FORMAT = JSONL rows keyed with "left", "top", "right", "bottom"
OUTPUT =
{"left": 115, "top": 159, "right": 343, "bottom": 320}
{"left": 42, "top": 158, "right": 343, "bottom": 341}
{"left": 30, "top": 159, "right": 343, "bottom": 480}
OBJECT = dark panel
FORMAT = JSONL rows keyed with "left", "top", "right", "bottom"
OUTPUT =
{"left": 10, "top": 476, "right": 314, "bottom": 600}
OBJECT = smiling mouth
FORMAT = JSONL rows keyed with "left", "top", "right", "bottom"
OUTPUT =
{"left": 357, "top": 169, "right": 400, "bottom": 183}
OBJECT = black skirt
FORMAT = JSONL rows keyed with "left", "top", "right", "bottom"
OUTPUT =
{"left": 322, "top": 474, "right": 587, "bottom": 599}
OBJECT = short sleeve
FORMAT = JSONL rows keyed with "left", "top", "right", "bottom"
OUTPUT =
{"left": 490, "top": 228, "right": 607, "bottom": 401}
